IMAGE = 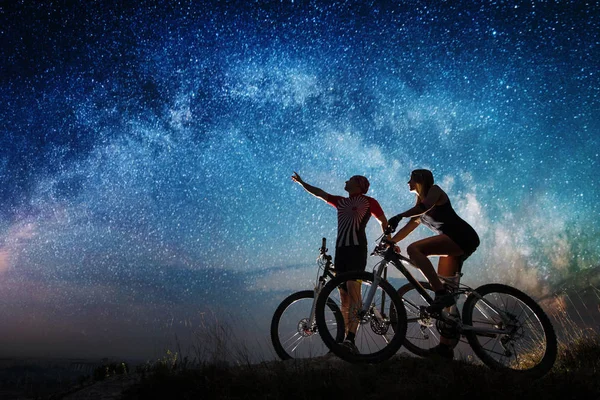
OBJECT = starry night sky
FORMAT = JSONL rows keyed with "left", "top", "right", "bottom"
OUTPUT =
{"left": 1, "top": 1, "right": 599, "bottom": 360}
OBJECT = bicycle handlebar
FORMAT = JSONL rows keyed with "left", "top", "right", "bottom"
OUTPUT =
{"left": 371, "top": 230, "right": 401, "bottom": 258}
{"left": 320, "top": 237, "right": 328, "bottom": 255}
{"left": 319, "top": 237, "right": 333, "bottom": 262}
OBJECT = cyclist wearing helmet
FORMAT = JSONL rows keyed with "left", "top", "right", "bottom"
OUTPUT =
{"left": 291, "top": 172, "right": 388, "bottom": 354}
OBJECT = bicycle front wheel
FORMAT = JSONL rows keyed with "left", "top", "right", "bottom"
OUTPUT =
{"left": 397, "top": 281, "right": 440, "bottom": 357}
{"left": 315, "top": 272, "right": 407, "bottom": 363}
{"left": 271, "top": 290, "right": 345, "bottom": 360}
{"left": 462, "top": 283, "right": 557, "bottom": 378}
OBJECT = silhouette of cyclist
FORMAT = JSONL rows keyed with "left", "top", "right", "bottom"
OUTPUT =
{"left": 292, "top": 172, "right": 388, "bottom": 354}
{"left": 387, "top": 169, "right": 480, "bottom": 359}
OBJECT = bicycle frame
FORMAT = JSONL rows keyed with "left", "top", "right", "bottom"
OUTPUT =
{"left": 361, "top": 237, "right": 518, "bottom": 337}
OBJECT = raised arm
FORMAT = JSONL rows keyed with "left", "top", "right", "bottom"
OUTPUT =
{"left": 291, "top": 172, "right": 331, "bottom": 202}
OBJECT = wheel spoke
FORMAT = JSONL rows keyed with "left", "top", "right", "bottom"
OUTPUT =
{"left": 272, "top": 291, "right": 345, "bottom": 359}
{"left": 314, "top": 271, "right": 407, "bottom": 363}
{"left": 463, "top": 284, "right": 556, "bottom": 377}
{"left": 397, "top": 281, "right": 439, "bottom": 356}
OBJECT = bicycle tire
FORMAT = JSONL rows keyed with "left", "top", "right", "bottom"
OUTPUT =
{"left": 462, "top": 283, "right": 557, "bottom": 378}
{"left": 315, "top": 272, "right": 407, "bottom": 363}
{"left": 271, "top": 290, "right": 345, "bottom": 360}
{"left": 397, "top": 281, "right": 440, "bottom": 357}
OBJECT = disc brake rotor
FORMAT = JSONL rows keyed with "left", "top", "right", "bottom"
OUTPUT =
{"left": 370, "top": 317, "right": 390, "bottom": 335}
{"left": 297, "top": 318, "right": 314, "bottom": 337}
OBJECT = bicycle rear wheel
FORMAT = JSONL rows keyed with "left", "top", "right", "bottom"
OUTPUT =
{"left": 397, "top": 281, "right": 440, "bottom": 357}
{"left": 315, "top": 272, "right": 407, "bottom": 363}
{"left": 462, "top": 283, "right": 557, "bottom": 378}
{"left": 271, "top": 290, "right": 345, "bottom": 360}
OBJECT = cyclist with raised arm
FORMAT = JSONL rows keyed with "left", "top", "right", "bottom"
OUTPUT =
{"left": 386, "top": 169, "right": 480, "bottom": 360}
{"left": 292, "top": 172, "right": 388, "bottom": 354}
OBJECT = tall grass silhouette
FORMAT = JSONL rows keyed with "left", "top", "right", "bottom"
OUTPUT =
{"left": 118, "top": 285, "right": 599, "bottom": 399}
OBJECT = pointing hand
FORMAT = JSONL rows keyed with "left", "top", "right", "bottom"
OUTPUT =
{"left": 291, "top": 171, "right": 304, "bottom": 184}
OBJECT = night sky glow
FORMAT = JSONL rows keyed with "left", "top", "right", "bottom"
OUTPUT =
{"left": 1, "top": 1, "right": 599, "bottom": 360}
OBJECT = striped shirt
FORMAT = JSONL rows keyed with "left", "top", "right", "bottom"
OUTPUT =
{"left": 327, "top": 194, "right": 384, "bottom": 248}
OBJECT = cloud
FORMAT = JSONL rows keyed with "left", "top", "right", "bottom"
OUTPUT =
{"left": 227, "top": 63, "right": 322, "bottom": 107}
{"left": 0, "top": 220, "right": 38, "bottom": 275}
{"left": 0, "top": 250, "right": 9, "bottom": 274}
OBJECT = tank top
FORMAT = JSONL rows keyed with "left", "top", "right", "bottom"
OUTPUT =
{"left": 419, "top": 199, "right": 480, "bottom": 255}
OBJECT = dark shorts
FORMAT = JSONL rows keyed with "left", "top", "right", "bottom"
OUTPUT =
{"left": 334, "top": 246, "right": 368, "bottom": 292}
{"left": 442, "top": 225, "right": 480, "bottom": 265}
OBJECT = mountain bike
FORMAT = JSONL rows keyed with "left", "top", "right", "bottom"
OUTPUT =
{"left": 270, "top": 238, "right": 345, "bottom": 360}
{"left": 315, "top": 228, "right": 557, "bottom": 378}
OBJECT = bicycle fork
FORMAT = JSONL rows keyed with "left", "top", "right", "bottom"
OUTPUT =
{"left": 308, "top": 280, "right": 325, "bottom": 332}
{"left": 361, "top": 261, "right": 386, "bottom": 312}
{"left": 358, "top": 261, "right": 391, "bottom": 339}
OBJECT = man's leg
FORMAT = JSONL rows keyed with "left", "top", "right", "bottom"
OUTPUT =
{"left": 337, "top": 247, "right": 365, "bottom": 344}
{"left": 343, "top": 280, "right": 362, "bottom": 339}
{"left": 339, "top": 287, "right": 349, "bottom": 337}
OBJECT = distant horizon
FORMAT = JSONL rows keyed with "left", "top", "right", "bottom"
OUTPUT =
{"left": 1, "top": 268, "right": 598, "bottom": 362}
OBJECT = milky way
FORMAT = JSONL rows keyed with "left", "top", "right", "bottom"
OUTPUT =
{"left": 1, "top": 1, "right": 599, "bottom": 360}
